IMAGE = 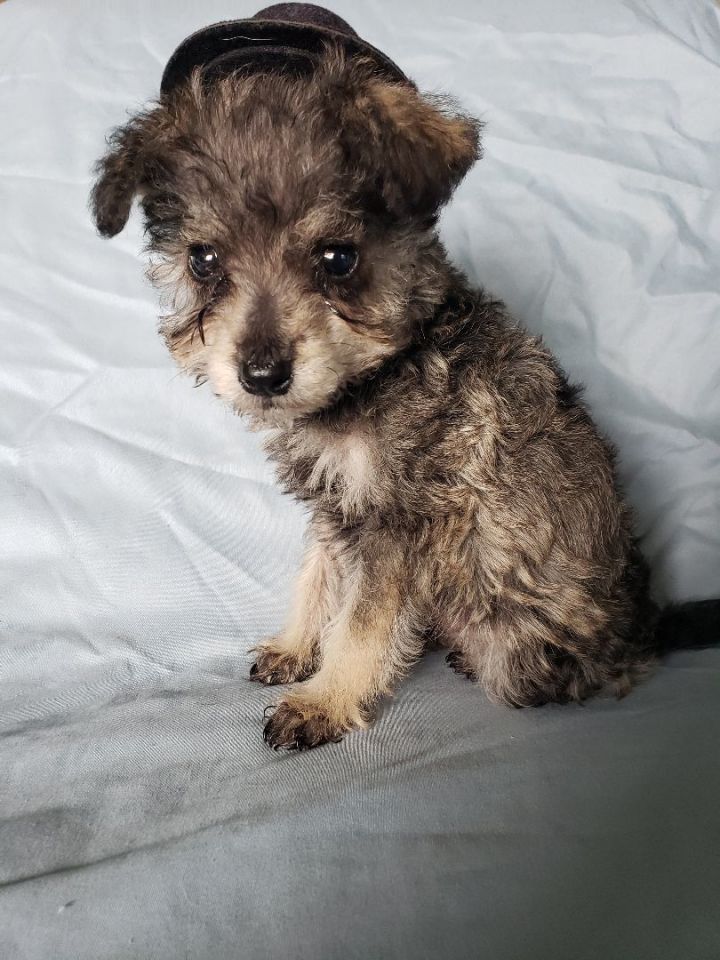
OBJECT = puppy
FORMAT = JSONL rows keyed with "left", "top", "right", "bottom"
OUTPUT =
{"left": 91, "top": 15, "right": 718, "bottom": 750}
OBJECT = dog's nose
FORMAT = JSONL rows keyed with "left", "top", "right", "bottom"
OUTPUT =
{"left": 239, "top": 356, "right": 293, "bottom": 397}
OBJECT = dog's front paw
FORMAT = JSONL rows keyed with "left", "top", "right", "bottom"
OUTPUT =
{"left": 262, "top": 699, "right": 352, "bottom": 751}
{"left": 249, "top": 642, "right": 314, "bottom": 686}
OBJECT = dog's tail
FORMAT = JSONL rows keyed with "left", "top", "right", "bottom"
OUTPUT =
{"left": 653, "top": 599, "right": 720, "bottom": 655}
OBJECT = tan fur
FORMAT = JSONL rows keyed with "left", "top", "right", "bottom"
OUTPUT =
{"left": 304, "top": 428, "right": 376, "bottom": 521}
{"left": 251, "top": 528, "right": 340, "bottom": 685}
{"left": 266, "top": 537, "right": 423, "bottom": 745}
{"left": 365, "top": 81, "right": 479, "bottom": 171}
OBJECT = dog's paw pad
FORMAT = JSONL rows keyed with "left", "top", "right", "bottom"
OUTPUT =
{"left": 445, "top": 650, "right": 478, "bottom": 681}
{"left": 263, "top": 701, "right": 345, "bottom": 751}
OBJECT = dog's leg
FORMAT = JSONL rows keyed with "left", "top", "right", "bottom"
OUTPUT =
{"left": 263, "top": 554, "right": 421, "bottom": 749}
{"left": 249, "top": 537, "right": 338, "bottom": 685}
{"left": 446, "top": 606, "right": 636, "bottom": 706}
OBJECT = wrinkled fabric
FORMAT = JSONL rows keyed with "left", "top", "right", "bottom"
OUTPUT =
{"left": 0, "top": 1, "right": 718, "bottom": 958}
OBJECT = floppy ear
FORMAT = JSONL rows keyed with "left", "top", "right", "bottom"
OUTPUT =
{"left": 90, "top": 111, "right": 157, "bottom": 237}
{"left": 346, "top": 79, "right": 482, "bottom": 220}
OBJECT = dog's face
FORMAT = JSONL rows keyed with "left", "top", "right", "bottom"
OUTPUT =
{"left": 91, "top": 51, "right": 479, "bottom": 423}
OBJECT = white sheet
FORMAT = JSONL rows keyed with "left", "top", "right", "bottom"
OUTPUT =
{"left": 1, "top": 2, "right": 719, "bottom": 958}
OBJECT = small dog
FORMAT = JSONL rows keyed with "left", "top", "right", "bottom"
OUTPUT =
{"left": 91, "top": 5, "right": 718, "bottom": 750}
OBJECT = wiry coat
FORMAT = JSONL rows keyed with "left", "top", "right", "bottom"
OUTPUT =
{"left": 91, "top": 48, "right": 667, "bottom": 750}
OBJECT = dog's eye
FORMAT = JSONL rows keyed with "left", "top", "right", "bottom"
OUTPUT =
{"left": 320, "top": 244, "right": 358, "bottom": 279}
{"left": 188, "top": 244, "right": 220, "bottom": 280}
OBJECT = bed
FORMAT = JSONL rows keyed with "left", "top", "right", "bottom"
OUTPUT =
{"left": 1, "top": 1, "right": 718, "bottom": 957}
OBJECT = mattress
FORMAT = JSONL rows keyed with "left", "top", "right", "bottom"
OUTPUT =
{"left": 1, "top": 1, "right": 718, "bottom": 958}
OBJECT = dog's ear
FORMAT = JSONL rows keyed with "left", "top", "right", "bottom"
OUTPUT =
{"left": 90, "top": 110, "right": 160, "bottom": 237}
{"left": 345, "top": 79, "right": 481, "bottom": 220}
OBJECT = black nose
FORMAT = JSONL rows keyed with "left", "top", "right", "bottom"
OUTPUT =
{"left": 239, "top": 356, "right": 292, "bottom": 397}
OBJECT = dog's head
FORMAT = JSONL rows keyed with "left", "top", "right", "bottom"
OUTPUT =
{"left": 91, "top": 50, "right": 480, "bottom": 423}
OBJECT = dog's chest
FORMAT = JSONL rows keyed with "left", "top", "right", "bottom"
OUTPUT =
{"left": 279, "top": 425, "right": 377, "bottom": 520}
